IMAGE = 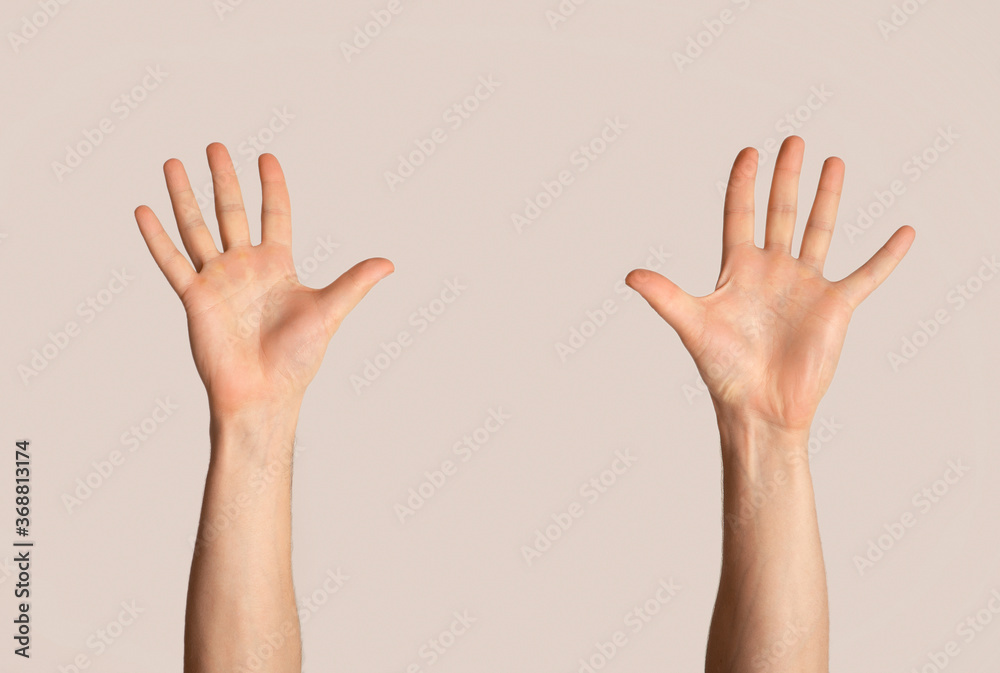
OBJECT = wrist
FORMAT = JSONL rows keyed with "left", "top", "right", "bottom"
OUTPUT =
{"left": 710, "top": 387, "right": 819, "bottom": 438}
{"left": 209, "top": 400, "right": 301, "bottom": 468}
{"left": 207, "top": 386, "right": 304, "bottom": 420}
{"left": 715, "top": 407, "right": 812, "bottom": 476}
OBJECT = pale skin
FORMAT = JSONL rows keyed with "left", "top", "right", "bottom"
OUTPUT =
{"left": 626, "top": 135, "right": 915, "bottom": 672}
{"left": 134, "top": 143, "right": 393, "bottom": 672}
{"left": 135, "top": 137, "right": 912, "bottom": 672}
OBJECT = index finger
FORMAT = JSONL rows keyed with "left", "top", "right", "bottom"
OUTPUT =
{"left": 259, "top": 153, "right": 292, "bottom": 248}
{"left": 134, "top": 205, "right": 197, "bottom": 297}
{"left": 721, "top": 146, "right": 759, "bottom": 272}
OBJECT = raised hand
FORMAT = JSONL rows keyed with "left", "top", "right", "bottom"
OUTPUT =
{"left": 626, "top": 136, "right": 914, "bottom": 432}
{"left": 134, "top": 143, "right": 393, "bottom": 417}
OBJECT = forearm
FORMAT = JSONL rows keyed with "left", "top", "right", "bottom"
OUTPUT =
{"left": 705, "top": 411, "right": 829, "bottom": 673}
{"left": 184, "top": 403, "right": 302, "bottom": 673}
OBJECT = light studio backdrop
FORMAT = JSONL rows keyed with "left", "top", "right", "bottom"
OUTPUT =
{"left": 2, "top": 0, "right": 998, "bottom": 671}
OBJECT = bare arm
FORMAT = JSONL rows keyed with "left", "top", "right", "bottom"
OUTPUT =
{"left": 185, "top": 405, "right": 302, "bottom": 672}
{"left": 626, "top": 136, "right": 914, "bottom": 672}
{"left": 134, "top": 144, "right": 393, "bottom": 672}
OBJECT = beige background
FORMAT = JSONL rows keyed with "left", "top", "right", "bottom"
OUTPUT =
{"left": 3, "top": 0, "right": 999, "bottom": 670}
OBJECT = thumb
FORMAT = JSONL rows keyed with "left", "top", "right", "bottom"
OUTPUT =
{"left": 625, "top": 268, "right": 703, "bottom": 343}
{"left": 317, "top": 257, "right": 395, "bottom": 332}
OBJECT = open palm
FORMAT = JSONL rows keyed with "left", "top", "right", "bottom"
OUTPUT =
{"left": 134, "top": 143, "right": 393, "bottom": 415}
{"left": 627, "top": 137, "right": 914, "bottom": 432}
